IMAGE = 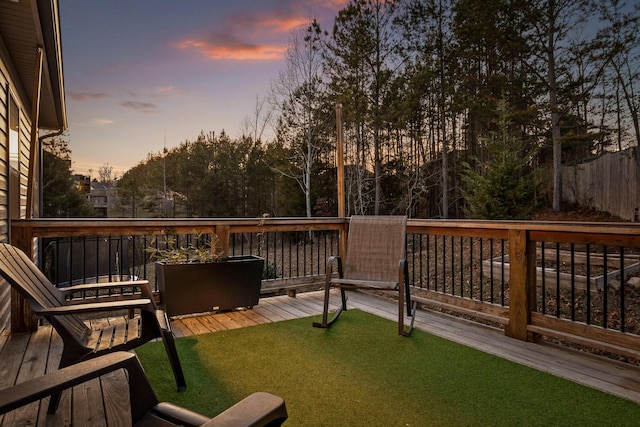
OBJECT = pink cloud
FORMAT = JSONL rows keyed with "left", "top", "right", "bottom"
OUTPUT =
{"left": 92, "top": 118, "right": 114, "bottom": 125}
{"left": 173, "top": 0, "right": 349, "bottom": 62}
{"left": 98, "top": 63, "right": 124, "bottom": 73}
{"left": 228, "top": 13, "right": 309, "bottom": 34}
{"left": 175, "top": 6, "right": 317, "bottom": 61}
{"left": 120, "top": 101, "right": 158, "bottom": 113}
{"left": 156, "top": 85, "right": 175, "bottom": 93}
{"left": 320, "top": 0, "right": 349, "bottom": 7}
{"left": 178, "top": 34, "right": 287, "bottom": 61}
{"left": 260, "top": 16, "right": 310, "bottom": 33}
{"left": 151, "top": 86, "right": 189, "bottom": 97}
{"left": 69, "top": 92, "right": 108, "bottom": 101}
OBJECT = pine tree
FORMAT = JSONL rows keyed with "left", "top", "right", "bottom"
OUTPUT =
{"left": 462, "top": 101, "right": 539, "bottom": 219}
{"left": 42, "top": 137, "right": 95, "bottom": 218}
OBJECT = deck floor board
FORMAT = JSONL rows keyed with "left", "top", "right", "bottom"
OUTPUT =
{"left": 1, "top": 290, "right": 639, "bottom": 425}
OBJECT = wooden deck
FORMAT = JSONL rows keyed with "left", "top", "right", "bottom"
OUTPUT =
{"left": 1, "top": 290, "right": 639, "bottom": 425}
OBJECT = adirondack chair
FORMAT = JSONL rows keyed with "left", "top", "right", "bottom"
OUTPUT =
{"left": 0, "top": 351, "right": 288, "bottom": 426}
{"left": 313, "top": 215, "right": 417, "bottom": 335}
{"left": 0, "top": 243, "right": 186, "bottom": 413}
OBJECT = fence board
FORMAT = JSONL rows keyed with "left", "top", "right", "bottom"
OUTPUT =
{"left": 562, "top": 148, "right": 638, "bottom": 221}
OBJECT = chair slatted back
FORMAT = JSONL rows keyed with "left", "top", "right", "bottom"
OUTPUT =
{"left": 343, "top": 216, "right": 407, "bottom": 283}
{"left": 0, "top": 243, "right": 90, "bottom": 339}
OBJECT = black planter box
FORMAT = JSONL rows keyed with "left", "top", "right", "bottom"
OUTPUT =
{"left": 156, "top": 255, "right": 264, "bottom": 317}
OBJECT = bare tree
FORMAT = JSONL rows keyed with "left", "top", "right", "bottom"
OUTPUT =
{"left": 597, "top": 1, "right": 640, "bottom": 201}
{"left": 241, "top": 95, "right": 273, "bottom": 143}
{"left": 98, "top": 164, "right": 114, "bottom": 184}
{"left": 526, "top": 0, "right": 595, "bottom": 211}
{"left": 270, "top": 19, "right": 332, "bottom": 217}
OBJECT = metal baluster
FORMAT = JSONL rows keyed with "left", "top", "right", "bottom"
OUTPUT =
{"left": 603, "top": 247, "right": 608, "bottom": 329}
{"left": 501, "top": 239, "right": 505, "bottom": 306}
{"left": 541, "top": 243, "right": 546, "bottom": 315}
{"left": 442, "top": 235, "right": 447, "bottom": 293}
{"left": 556, "top": 242, "right": 561, "bottom": 318}
{"left": 570, "top": 243, "right": 575, "bottom": 321}
{"left": 469, "top": 237, "right": 473, "bottom": 299}
{"left": 479, "top": 238, "right": 484, "bottom": 301}
{"left": 585, "top": 244, "right": 590, "bottom": 324}
{"left": 490, "top": 238, "right": 494, "bottom": 304}
{"left": 434, "top": 235, "right": 438, "bottom": 293}
{"left": 620, "top": 247, "right": 625, "bottom": 333}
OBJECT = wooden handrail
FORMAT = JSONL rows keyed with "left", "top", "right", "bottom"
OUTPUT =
{"left": 8, "top": 217, "right": 640, "bottom": 359}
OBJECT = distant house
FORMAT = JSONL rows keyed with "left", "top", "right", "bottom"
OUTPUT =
{"left": 0, "top": 1, "right": 66, "bottom": 330}
{"left": 73, "top": 173, "right": 91, "bottom": 194}
{"left": 89, "top": 180, "right": 118, "bottom": 217}
{"left": 72, "top": 175, "right": 119, "bottom": 217}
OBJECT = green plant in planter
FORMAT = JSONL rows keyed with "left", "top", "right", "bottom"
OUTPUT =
{"left": 149, "top": 231, "right": 265, "bottom": 317}
{"left": 146, "top": 232, "right": 222, "bottom": 264}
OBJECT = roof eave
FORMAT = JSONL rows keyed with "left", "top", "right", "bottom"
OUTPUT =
{"left": 36, "top": 0, "right": 66, "bottom": 130}
{"left": 0, "top": 0, "right": 66, "bottom": 131}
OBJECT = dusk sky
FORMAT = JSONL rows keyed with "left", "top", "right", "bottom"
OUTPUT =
{"left": 59, "top": 0, "right": 346, "bottom": 178}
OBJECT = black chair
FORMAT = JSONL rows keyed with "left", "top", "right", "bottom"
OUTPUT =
{"left": 0, "top": 243, "right": 186, "bottom": 411}
{"left": 0, "top": 352, "right": 288, "bottom": 426}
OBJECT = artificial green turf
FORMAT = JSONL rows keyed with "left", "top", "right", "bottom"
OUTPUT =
{"left": 136, "top": 310, "right": 640, "bottom": 426}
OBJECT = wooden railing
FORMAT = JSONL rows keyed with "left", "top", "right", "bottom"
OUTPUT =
{"left": 10, "top": 217, "right": 640, "bottom": 360}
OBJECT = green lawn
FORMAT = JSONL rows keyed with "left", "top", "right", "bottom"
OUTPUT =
{"left": 137, "top": 310, "right": 640, "bottom": 426}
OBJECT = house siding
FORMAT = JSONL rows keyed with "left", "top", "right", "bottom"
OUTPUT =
{"left": 0, "top": 64, "right": 10, "bottom": 331}
{"left": 0, "top": 53, "right": 34, "bottom": 333}
{"left": 0, "top": 0, "right": 64, "bottom": 333}
{"left": 18, "top": 108, "right": 31, "bottom": 219}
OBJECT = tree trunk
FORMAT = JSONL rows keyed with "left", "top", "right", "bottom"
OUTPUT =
{"left": 548, "top": 6, "right": 562, "bottom": 212}
{"left": 374, "top": 127, "right": 381, "bottom": 215}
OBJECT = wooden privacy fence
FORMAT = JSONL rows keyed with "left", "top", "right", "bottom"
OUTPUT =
{"left": 562, "top": 147, "right": 639, "bottom": 221}
{"left": 7, "top": 217, "right": 640, "bottom": 360}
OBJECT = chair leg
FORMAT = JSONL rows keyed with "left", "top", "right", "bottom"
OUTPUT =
{"left": 405, "top": 280, "right": 412, "bottom": 316}
{"left": 398, "top": 282, "right": 405, "bottom": 335}
{"left": 399, "top": 300, "right": 418, "bottom": 337}
{"left": 47, "top": 389, "right": 63, "bottom": 414}
{"left": 401, "top": 301, "right": 418, "bottom": 337}
{"left": 312, "top": 284, "right": 346, "bottom": 329}
{"left": 48, "top": 351, "right": 81, "bottom": 413}
{"left": 160, "top": 329, "right": 187, "bottom": 392}
{"left": 321, "top": 280, "right": 332, "bottom": 325}
{"left": 400, "top": 276, "right": 417, "bottom": 337}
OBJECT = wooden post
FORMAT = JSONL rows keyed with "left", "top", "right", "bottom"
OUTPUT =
{"left": 336, "top": 104, "right": 345, "bottom": 218}
{"left": 10, "top": 228, "right": 38, "bottom": 332}
{"left": 336, "top": 104, "right": 347, "bottom": 257}
{"left": 214, "top": 225, "right": 230, "bottom": 258}
{"left": 505, "top": 229, "right": 538, "bottom": 341}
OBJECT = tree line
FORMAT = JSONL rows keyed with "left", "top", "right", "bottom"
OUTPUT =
{"left": 115, "top": 0, "right": 640, "bottom": 219}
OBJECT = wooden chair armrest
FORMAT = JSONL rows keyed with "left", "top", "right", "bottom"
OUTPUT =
{"left": 202, "top": 392, "right": 287, "bottom": 427}
{"left": 1, "top": 352, "right": 285, "bottom": 426}
{"left": 63, "top": 279, "right": 150, "bottom": 293}
{"left": 149, "top": 402, "right": 211, "bottom": 427}
{"left": 326, "top": 256, "right": 343, "bottom": 282}
{"left": 0, "top": 352, "right": 156, "bottom": 416}
{"left": 62, "top": 280, "right": 157, "bottom": 309}
{"left": 36, "top": 299, "right": 153, "bottom": 316}
{"left": 155, "top": 309, "right": 171, "bottom": 331}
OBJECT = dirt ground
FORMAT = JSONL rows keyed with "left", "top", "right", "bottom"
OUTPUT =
{"left": 532, "top": 205, "right": 629, "bottom": 222}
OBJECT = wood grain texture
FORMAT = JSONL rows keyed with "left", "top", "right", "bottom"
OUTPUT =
{"left": 1, "top": 291, "right": 639, "bottom": 425}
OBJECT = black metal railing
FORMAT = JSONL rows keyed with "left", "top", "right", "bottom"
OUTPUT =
{"left": 408, "top": 234, "right": 509, "bottom": 306}
{"left": 40, "top": 229, "right": 340, "bottom": 294}
{"left": 33, "top": 225, "right": 640, "bottom": 334}
{"left": 537, "top": 242, "right": 640, "bottom": 335}
{"left": 11, "top": 217, "right": 640, "bottom": 358}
